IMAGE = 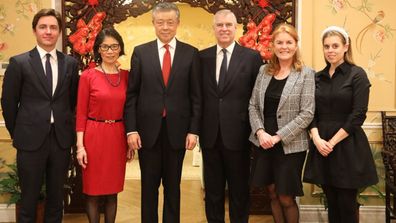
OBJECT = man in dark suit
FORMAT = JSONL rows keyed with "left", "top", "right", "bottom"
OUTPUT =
{"left": 1, "top": 9, "right": 79, "bottom": 223}
{"left": 124, "top": 2, "right": 201, "bottom": 223}
{"left": 199, "top": 9, "right": 263, "bottom": 223}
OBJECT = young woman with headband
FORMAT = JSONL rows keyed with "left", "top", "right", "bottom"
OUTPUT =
{"left": 303, "top": 26, "right": 378, "bottom": 223}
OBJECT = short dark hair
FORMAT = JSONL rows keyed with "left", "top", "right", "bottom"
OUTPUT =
{"left": 32, "top": 8, "right": 62, "bottom": 30}
{"left": 93, "top": 27, "right": 125, "bottom": 63}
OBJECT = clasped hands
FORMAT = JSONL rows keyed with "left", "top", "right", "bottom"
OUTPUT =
{"left": 256, "top": 129, "right": 281, "bottom": 149}
{"left": 127, "top": 132, "right": 198, "bottom": 151}
{"left": 312, "top": 135, "right": 334, "bottom": 157}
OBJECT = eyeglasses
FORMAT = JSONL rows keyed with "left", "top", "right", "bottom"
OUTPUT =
{"left": 99, "top": 44, "right": 120, "bottom": 51}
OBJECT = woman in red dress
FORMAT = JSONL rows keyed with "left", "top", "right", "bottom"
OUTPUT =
{"left": 76, "top": 28, "right": 134, "bottom": 223}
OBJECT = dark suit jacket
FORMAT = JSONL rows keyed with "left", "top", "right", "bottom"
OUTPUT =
{"left": 199, "top": 43, "right": 263, "bottom": 151}
{"left": 1, "top": 48, "right": 79, "bottom": 151}
{"left": 124, "top": 39, "right": 201, "bottom": 149}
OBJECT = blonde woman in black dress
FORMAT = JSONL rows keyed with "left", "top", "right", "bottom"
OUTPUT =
{"left": 249, "top": 23, "right": 315, "bottom": 223}
{"left": 303, "top": 26, "right": 378, "bottom": 223}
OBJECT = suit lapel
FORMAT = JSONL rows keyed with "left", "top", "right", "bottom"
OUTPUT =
{"left": 221, "top": 43, "right": 243, "bottom": 95}
{"left": 277, "top": 69, "right": 299, "bottom": 111}
{"left": 149, "top": 41, "right": 165, "bottom": 88}
{"left": 29, "top": 48, "right": 52, "bottom": 97}
{"left": 206, "top": 46, "right": 218, "bottom": 92}
{"left": 259, "top": 72, "right": 272, "bottom": 112}
{"left": 53, "top": 51, "right": 65, "bottom": 98}
{"left": 166, "top": 40, "right": 182, "bottom": 89}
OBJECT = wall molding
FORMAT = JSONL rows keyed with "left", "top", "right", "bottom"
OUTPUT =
{"left": 300, "top": 205, "right": 384, "bottom": 223}
{"left": 0, "top": 204, "right": 15, "bottom": 222}
{"left": 0, "top": 204, "right": 385, "bottom": 222}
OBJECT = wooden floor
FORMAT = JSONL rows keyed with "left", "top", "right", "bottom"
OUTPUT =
{"left": 63, "top": 179, "right": 274, "bottom": 223}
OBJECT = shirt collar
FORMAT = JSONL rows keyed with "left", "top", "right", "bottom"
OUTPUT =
{"left": 216, "top": 41, "right": 235, "bottom": 55}
{"left": 36, "top": 45, "right": 57, "bottom": 61}
{"left": 157, "top": 37, "right": 177, "bottom": 50}
{"left": 318, "top": 61, "right": 351, "bottom": 77}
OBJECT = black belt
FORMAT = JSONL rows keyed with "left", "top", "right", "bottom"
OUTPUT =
{"left": 88, "top": 117, "right": 123, "bottom": 123}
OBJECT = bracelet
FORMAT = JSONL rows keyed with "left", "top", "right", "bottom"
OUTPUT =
{"left": 76, "top": 148, "right": 85, "bottom": 153}
{"left": 329, "top": 141, "right": 335, "bottom": 147}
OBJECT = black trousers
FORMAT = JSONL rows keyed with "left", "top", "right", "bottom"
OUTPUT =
{"left": 17, "top": 125, "right": 71, "bottom": 223}
{"left": 202, "top": 133, "right": 250, "bottom": 223}
{"left": 322, "top": 184, "right": 358, "bottom": 223}
{"left": 138, "top": 119, "right": 186, "bottom": 223}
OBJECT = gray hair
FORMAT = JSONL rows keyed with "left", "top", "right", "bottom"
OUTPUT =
{"left": 152, "top": 2, "right": 180, "bottom": 20}
{"left": 213, "top": 9, "right": 237, "bottom": 25}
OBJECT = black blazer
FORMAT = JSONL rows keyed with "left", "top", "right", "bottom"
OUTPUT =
{"left": 199, "top": 43, "right": 263, "bottom": 150}
{"left": 1, "top": 48, "right": 79, "bottom": 151}
{"left": 124, "top": 39, "right": 201, "bottom": 149}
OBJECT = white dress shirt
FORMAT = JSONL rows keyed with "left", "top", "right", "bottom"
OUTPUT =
{"left": 36, "top": 45, "right": 58, "bottom": 123}
{"left": 216, "top": 42, "right": 235, "bottom": 83}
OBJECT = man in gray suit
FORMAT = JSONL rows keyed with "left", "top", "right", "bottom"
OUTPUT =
{"left": 199, "top": 9, "right": 263, "bottom": 223}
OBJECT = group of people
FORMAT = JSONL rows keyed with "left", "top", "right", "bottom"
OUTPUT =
{"left": 0, "top": 2, "right": 378, "bottom": 223}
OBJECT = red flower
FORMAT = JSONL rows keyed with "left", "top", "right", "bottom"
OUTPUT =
{"left": 68, "top": 12, "right": 106, "bottom": 55}
{"left": 85, "top": 0, "right": 99, "bottom": 6}
{"left": 256, "top": 0, "right": 269, "bottom": 9}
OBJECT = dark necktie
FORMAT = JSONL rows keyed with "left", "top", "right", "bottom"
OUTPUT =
{"left": 218, "top": 48, "right": 227, "bottom": 91}
{"left": 162, "top": 44, "right": 171, "bottom": 86}
{"left": 45, "top": 53, "right": 53, "bottom": 95}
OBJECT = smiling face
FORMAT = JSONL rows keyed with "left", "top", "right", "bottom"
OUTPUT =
{"left": 33, "top": 15, "right": 60, "bottom": 52}
{"left": 152, "top": 10, "right": 179, "bottom": 44}
{"left": 272, "top": 31, "right": 298, "bottom": 63}
{"left": 323, "top": 34, "right": 348, "bottom": 67}
{"left": 99, "top": 36, "right": 121, "bottom": 66}
{"left": 213, "top": 11, "right": 237, "bottom": 48}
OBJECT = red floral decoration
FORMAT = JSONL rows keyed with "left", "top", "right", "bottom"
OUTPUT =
{"left": 255, "top": 0, "right": 269, "bottom": 9}
{"left": 68, "top": 11, "right": 106, "bottom": 56}
{"left": 85, "top": 0, "right": 99, "bottom": 7}
{"left": 239, "top": 13, "right": 276, "bottom": 60}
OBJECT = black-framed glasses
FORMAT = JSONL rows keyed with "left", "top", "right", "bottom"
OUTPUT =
{"left": 99, "top": 44, "right": 120, "bottom": 51}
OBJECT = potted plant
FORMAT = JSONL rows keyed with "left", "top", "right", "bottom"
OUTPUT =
{"left": 0, "top": 159, "right": 45, "bottom": 223}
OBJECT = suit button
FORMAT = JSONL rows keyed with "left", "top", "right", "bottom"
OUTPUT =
{"left": 278, "top": 115, "right": 281, "bottom": 119}
{"left": 219, "top": 98, "right": 223, "bottom": 102}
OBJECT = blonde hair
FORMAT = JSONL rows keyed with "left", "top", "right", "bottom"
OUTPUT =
{"left": 266, "top": 23, "right": 303, "bottom": 75}
{"left": 321, "top": 30, "right": 355, "bottom": 65}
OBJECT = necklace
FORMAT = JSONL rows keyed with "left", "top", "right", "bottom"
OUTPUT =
{"left": 100, "top": 64, "right": 121, "bottom": 87}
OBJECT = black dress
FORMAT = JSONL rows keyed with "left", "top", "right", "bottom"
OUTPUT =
{"left": 250, "top": 76, "right": 306, "bottom": 196}
{"left": 303, "top": 62, "right": 378, "bottom": 188}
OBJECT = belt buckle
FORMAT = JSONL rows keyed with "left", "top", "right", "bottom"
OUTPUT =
{"left": 105, "top": 120, "right": 115, "bottom": 124}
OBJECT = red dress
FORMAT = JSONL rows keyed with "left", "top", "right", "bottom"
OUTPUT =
{"left": 76, "top": 68, "right": 128, "bottom": 195}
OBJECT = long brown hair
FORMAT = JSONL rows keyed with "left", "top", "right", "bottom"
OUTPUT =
{"left": 266, "top": 23, "right": 303, "bottom": 75}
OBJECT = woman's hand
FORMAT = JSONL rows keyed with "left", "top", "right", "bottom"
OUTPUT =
{"left": 126, "top": 148, "right": 135, "bottom": 162}
{"left": 312, "top": 136, "right": 333, "bottom": 157}
{"left": 76, "top": 147, "right": 88, "bottom": 169}
{"left": 270, "top": 135, "right": 281, "bottom": 145}
{"left": 257, "top": 129, "right": 274, "bottom": 149}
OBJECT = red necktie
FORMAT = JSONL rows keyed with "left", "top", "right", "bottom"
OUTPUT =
{"left": 162, "top": 44, "right": 171, "bottom": 86}
{"left": 162, "top": 44, "right": 171, "bottom": 117}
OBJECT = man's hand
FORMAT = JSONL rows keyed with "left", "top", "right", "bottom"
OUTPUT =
{"left": 127, "top": 133, "right": 142, "bottom": 150}
{"left": 185, "top": 133, "right": 198, "bottom": 150}
{"left": 126, "top": 148, "right": 135, "bottom": 162}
